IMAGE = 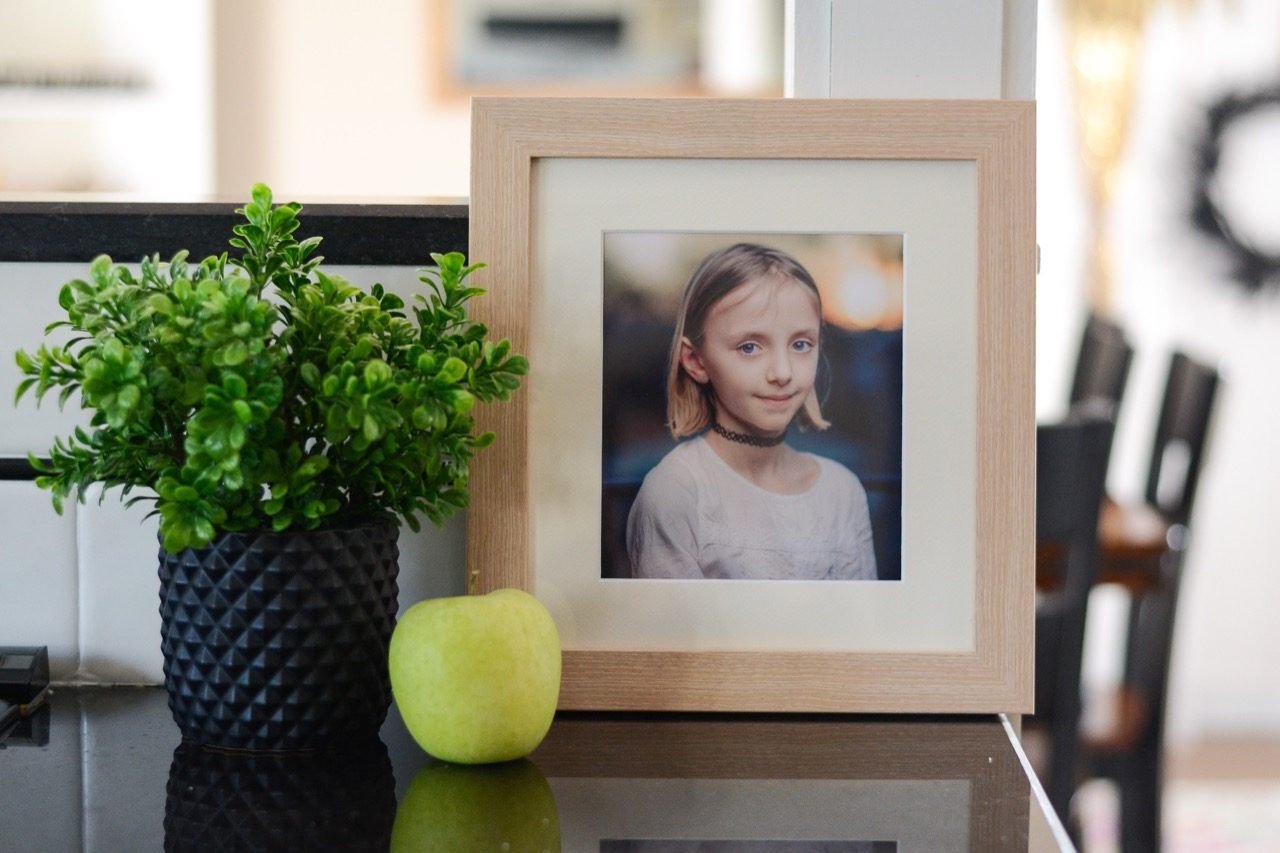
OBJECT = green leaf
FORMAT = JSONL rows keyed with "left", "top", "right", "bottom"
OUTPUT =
{"left": 14, "top": 377, "right": 36, "bottom": 404}
{"left": 485, "top": 339, "right": 511, "bottom": 364}
{"left": 89, "top": 255, "right": 112, "bottom": 281}
{"left": 117, "top": 384, "right": 141, "bottom": 411}
{"left": 325, "top": 406, "right": 349, "bottom": 441}
{"left": 436, "top": 357, "right": 467, "bottom": 384}
{"left": 295, "top": 455, "right": 330, "bottom": 481}
{"left": 251, "top": 183, "right": 272, "bottom": 210}
{"left": 363, "top": 359, "right": 392, "bottom": 387}
{"left": 221, "top": 342, "right": 249, "bottom": 366}
{"left": 448, "top": 389, "right": 475, "bottom": 415}
{"left": 270, "top": 205, "right": 296, "bottom": 229}
{"left": 194, "top": 518, "right": 216, "bottom": 544}
{"left": 350, "top": 338, "right": 374, "bottom": 361}
{"left": 222, "top": 373, "right": 248, "bottom": 399}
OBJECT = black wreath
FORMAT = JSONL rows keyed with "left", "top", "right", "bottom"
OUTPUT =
{"left": 1190, "top": 84, "right": 1280, "bottom": 295}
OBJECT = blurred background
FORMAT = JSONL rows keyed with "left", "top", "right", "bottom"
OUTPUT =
{"left": 1035, "top": 0, "right": 1280, "bottom": 846}
{"left": 3, "top": 0, "right": 1280, "bottom": 846}
{"left": 0, "top": 0, "right": 783, "bottom": 199}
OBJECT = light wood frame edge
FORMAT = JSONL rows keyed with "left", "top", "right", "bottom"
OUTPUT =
{"left": 468, "top": 97, "right": 1035, "bottom": 713}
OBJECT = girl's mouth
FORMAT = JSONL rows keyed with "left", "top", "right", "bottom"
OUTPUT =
{"left": 758, "top": 392, "right": 797, "bottom": 405}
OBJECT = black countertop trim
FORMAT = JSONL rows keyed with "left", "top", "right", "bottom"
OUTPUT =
{"left": 0, "top": 458, "right": 43, "bottom": 480}
{"left": 0, "top": 200, "right": 470, "bottom": 265}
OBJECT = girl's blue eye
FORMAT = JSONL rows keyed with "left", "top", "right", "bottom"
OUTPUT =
{"left": 793, "top": 340, "right": 814, "bottom": 353}
{"left": 738, "top": 342, "right": 759, "bottom": 354}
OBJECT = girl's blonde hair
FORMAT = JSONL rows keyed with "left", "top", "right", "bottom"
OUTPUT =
{"left": 666, "top": 242, "right": 830, "bottom": 439}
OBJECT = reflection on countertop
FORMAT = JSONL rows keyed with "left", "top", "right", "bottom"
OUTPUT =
{"left": 0, "top": 687, "right": 1069, "bottom": 852}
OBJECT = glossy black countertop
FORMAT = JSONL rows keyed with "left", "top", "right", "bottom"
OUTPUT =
{"left": 0, "top": 687, "right": 1069, "bottom": 851}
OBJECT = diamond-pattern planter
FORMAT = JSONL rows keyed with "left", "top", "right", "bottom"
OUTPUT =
{"left": 158, "top": 521, "right": 399, "bottom": 751}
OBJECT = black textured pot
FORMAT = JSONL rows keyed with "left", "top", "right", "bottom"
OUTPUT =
{"left": 158, "top": 521, "right": 399, "bottom": 751}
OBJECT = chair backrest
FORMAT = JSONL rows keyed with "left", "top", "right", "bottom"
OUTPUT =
{"left": 1143, "top": 352, "right": 1220, "bottom": 526}
{"left": 1069, "top": 313, "right": 1134, "bottom": 418}
{"left": 1037, "top": 412, "right": 1116, "bottom": 602}
{"left": 1033, "top": 412, "right": 1116, "bottom": 821}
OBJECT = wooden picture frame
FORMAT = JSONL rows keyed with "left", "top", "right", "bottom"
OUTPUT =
{"left": 469, "top": 98, "right": 1035, "bottom": 713}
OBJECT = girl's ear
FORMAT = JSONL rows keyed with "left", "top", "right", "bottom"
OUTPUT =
{"left": 678, "top": 336, "right": 710, "bottom": 384}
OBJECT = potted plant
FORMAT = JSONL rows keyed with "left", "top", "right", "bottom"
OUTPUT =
{"left": 15, "top": 184, "right": 527, "bottom": 750}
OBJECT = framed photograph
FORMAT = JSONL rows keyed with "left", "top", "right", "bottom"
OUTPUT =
{"left": 601, "top": 231, "right": 904, "bottom": 583}
{"left": 469, "top": 98, "right": 1034, "bottom": 712}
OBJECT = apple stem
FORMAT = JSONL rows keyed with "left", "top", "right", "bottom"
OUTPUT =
{"left": 468, "top": 568, "right": 479, "bottom": 596}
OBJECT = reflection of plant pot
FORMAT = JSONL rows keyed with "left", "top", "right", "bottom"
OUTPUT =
{"left": 164, "top": 737, "right": 396, "bottom": 852}
{"left": 158, "top": 521, "right": 399, "bottom": 751}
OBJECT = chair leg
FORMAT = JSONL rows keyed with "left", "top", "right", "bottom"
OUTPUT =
{"left": 1047, "top": 714, "right": 1079, "bottom": 824}
{"left": 1118, "top": 749, "right": 1163, "bottom": 853}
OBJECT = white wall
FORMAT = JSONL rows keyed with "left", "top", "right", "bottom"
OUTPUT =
{"left": 211, "top": 1, "right": 790, "bottom": 200}
{"left": 214, "top": 0, "right": 471, "bottom": 199}
{"left": 0, "top": 0, "right": 213, "bottom": 196}
{"left": 1037, "top": 0, "right": 1280, "bottom": 742}
{"left": 790, "top": 0, "right": 1033, "bottom": 99}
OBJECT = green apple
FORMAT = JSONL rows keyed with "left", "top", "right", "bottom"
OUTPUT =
{"left": 389, "top": 587, "right": 561, "bottom": 764}
{"left": 390, "top": 759, "right": 560, "bottom": 852}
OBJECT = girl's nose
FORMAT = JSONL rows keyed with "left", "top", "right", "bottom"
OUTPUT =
{"left": 766, "top": 351, "right": 792, "bottom": 384}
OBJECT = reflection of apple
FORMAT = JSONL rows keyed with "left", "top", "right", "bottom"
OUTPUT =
{"left": 390, "top": 759, "right": 560, "bottom": 852}
{"left": 389, "top": 588, "right": 561, "bottom": 764}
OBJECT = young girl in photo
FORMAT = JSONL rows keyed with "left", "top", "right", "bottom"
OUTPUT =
{"left": 626, "top": 242, "right": 878, "bottom": 580}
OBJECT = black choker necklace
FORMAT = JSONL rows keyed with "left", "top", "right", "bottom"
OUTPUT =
{"left": 711, "top": 421, "right": 785, "bottom": 448}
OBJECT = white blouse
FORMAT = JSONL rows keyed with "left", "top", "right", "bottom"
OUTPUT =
{"left": 626, "top": 436, "right": 878, "bottom": 580}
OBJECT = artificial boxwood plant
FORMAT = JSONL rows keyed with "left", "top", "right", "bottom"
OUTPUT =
{"left": 15, "top": 184, "right": 526, "bottom": 552}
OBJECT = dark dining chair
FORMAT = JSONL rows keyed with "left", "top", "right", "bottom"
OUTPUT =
{"left": 1069, "top": 313, "right": 1135, "bottom": 418}
{"left": 1140, "top": 352, "right": 1220, "bottom": 528}
{"left": 1028, "top": 410, "right": 1116, "bottom": 827}
{"left": 1084, "top": 351, "right": 1221, "bottom": 853}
